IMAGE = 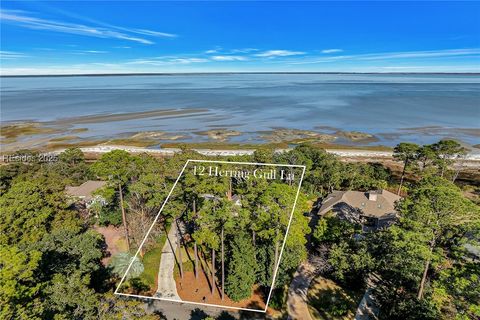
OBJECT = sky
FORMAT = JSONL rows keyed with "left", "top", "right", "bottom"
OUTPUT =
{"left": 1, "top": 1, "right": 479, "bottom": 75}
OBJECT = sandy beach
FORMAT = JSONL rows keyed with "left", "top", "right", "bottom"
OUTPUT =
{"left": 46, "top": 144, "right": 479, "bottom": 168}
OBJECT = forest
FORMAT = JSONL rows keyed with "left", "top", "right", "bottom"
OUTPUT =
{"left": 0, "top": 140, "right": 479, "bottom": 320}
{"left": 117, "top": 160, "right": 306, "bottom": 309}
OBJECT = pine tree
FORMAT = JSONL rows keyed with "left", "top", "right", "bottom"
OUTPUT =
{"left": 225, "top": 231, "right": 258, "bottom": 302}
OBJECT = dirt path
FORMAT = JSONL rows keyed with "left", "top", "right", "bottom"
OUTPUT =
{"left": 94, "top": 225, "right": 125, "bottom": 264}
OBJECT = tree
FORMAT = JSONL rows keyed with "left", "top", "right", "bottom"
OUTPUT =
{"left": 314, "top": 214, "right": 358, "bottom": 244}
{"left": 397, "top": 177, "right": 479, "bottom": 300}
{"left": 340, "top": 162, "right": 387, "bottom": 192}
{"left": 417, "top": 144, "right": 437, "bottom": 172}
{"left": 127, "top": 155, "right": 169, "bottom": 253}
{"left": 431, "top": 262, "right": 480, "bottom": 319}
{"left": 91, "top": 150, "right": 137, "bottom": 251}
{"left": 187, "top": 164, "right": 239, "bottom": 298}
{"left": 253, "top": 147, "right": 275, "bottom": 163}
{"left": 215, "top": 199, "right": 235, "bottom": 300}
{"left": 328, "top": 240, "right": 374, "bottom": 288}
{"left": 257, "top": 183, "right": 294, "bottom": 275}
{"left": 368, "top": 176, "right": 480, "bottom": 319}
{"left": 265, "top": 186, "right": 311, "bottom": 287}
{"left": 279, "top": 144, "right": 342, "bottom": 195}
{"left": 58, "top": 147, "right": 85, "bottom": 165}
{"left": 0, "top": 161, "right": 36, "bottom": 195}
{"left": 393, "top": 142, "right": 420, "bottom": 195}
{"left": 182, "top": 163, "right": 214, "bottom": 281}
{"left": 235, "top": 171, "right": 269, "bottom": 245}
{"left": 36, "top": 227, "right": 104, "bottom": 277}
{"left": 430, "top": 140, "right": 466, "bottom": 178}
{"left": 44, "top": 272, "right": 98, "bottom": 320}
{"left": 192, "top": 201, "right": 221, "bottom": 296}
{"left": 225, "top": 231, "right": 258, "bottom": 301}
{"left": 0, "top": 176, "right": 69, "bottom": 246}
{"left": 0, "top": 246, "right": 43, "bottom": 320}
{"left": 0, "top": 172, "right": 106, "bottom": 319}
{"left": 53, "top": 148, "right": 90, "bottom": 185}
{"left": 312, "top": 217, "right": 328, "bottom": 244}
{"left": 0, "top": 156, "right": 129, "bottom": 319}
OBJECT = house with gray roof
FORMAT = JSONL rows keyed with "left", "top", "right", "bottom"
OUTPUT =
{"left": 318, "top": 189, "right": 402, "bottom": 230}
{"left": 65, "top": 180, "right": 107, "bottom": 209}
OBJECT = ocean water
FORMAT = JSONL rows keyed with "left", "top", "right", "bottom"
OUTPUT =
{"left": 1, "top": 73, "right": 479, "bottom": 147}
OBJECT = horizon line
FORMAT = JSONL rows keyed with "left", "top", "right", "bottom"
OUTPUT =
{"left": 2, "top": 71, "right": 480, "bottom": 78}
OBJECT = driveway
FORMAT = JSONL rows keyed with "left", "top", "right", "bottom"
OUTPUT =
{"left": 286, "top": 255, "right": 325, "bottom": 320}
{"left": 354, "top": 274, "right": 380, "bottom": 320}
{"left": 155, "top": 221, "right": 181, "bottom": 300}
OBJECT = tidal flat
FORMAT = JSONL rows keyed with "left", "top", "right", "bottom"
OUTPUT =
{"left": 1, "top": 73, "right": 479, "bottom": 152}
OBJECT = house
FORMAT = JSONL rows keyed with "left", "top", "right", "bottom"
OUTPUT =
{"left": 318, "top": 189, "right": 401, "bottom": 230}
{"left": 200, "top": 193, "right": 242, "bottom": 207}
{"left": 65, "top": 180, "right": 108, "bottom": 208}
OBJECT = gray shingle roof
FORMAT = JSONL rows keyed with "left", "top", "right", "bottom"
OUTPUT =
{"left": 65, "top": 180, "right": 107, "bottom": 202}
{"left": 318, "top": 189, "right": 401, "bottom": 218}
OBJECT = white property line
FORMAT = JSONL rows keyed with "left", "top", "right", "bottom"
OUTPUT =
{"left": 264, "top": 164, "right": 306, "bottom": 312}
{"left": 114, "top": 161, "right": 189, "bottom": 295}
{"left": 115, "top": 159, "right": 306, "bottom": 314}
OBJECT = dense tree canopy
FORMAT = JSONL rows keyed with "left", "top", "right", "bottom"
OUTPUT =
{"left": 1, "top": 141, "right": 477, "bottom": 319}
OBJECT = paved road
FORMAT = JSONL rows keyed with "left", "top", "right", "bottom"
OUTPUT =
{"left": 286, "top": 257, "right": 319, "bottom": 320}
{"left": 155, "top": 221, "right": 181, "bottom": 300}
{"left": 354, "top": 275, "right": 380, "bottom": 320}
{"left": 146, "top": 299, "right": 269, "bottom": 320}
{"left": 354, "top": 288, "right": 378, "bottom": 320}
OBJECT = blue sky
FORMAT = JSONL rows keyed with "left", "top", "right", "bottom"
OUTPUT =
{"left": 1, "top": 1, "right": 479, "bottom": 75}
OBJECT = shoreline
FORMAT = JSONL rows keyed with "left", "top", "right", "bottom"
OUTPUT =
{"left": 16, "top": 144, "right": 478, "bottom": 167}
{"left": 2, "top": 120, "right": 479, "bottom": 155}
{"left": 2, "top": 142, "right": 480, "bottom": 162}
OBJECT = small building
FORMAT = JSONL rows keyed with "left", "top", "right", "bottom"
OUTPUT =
{"left": 65, "top": 180, "right": 107, "bottom": 208}
{"left": 200, "top": 193, "right": 242, "bottom": 207}
{"left": 318, "top": 189, "right": 401, "bottom": 230}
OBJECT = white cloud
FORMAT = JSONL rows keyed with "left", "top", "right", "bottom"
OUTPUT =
{"left": 205, "top": 48, "right": 258, "bottom": 55}
{"left": 171, "top": 58, "right": 209, "bottom": 64}
{"left": 129, "top": 29, "right": 176, "bottom": 38}
{"left": 127, "top": 56, "right": 209, "bottom": 66}
{"left": 127, "top": 59, "right": 161, "bottom": 65}
{"left": 204, "top": 46, "right": 225, "bottom": 54}
{"left": 0, "top": 9, "right": 176, "bottom": 45}
{"left": 230, "top": 48, "right": 258, "bottom": 54}
{"left": 77, "top": 50, "right": 108, "bottom": 54}
{"left": 255, "top": 50, "right": 306, "bottom": 57}
{"left": 211, "top": 55, "right": 247, "bottom": 61}
{"left": 290, "top": 48, "right": 480, "bottom": 65}
{"left": 0, "top": 50, "right": 27, "bottom": 59}
{"left": 358, "top": 48, "right": 480, "bottom": 60}
{"left": 321, "top": 49, "right": 343, "bottom": 54}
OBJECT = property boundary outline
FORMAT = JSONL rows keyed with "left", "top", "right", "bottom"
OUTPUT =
{"left": 115, "top": 159, "right": 306, "bottom": 313}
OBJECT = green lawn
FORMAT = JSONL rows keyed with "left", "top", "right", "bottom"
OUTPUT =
{"left": 139, "top": 234, "right": 167, "bottom": 291}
